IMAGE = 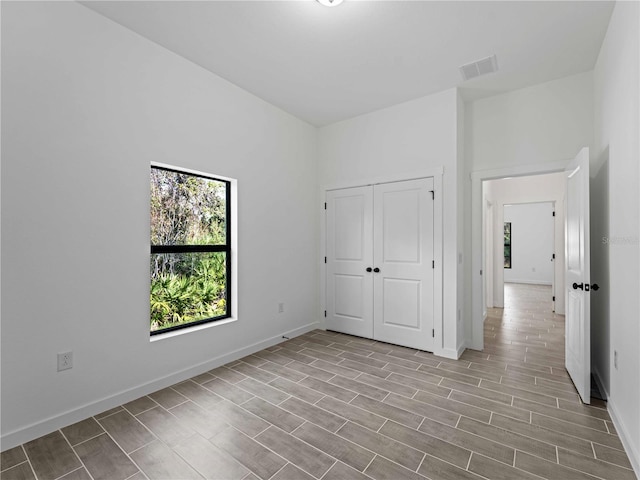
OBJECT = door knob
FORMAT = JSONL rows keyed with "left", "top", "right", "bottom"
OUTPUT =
{"left": 366, "top": 267, "right": 372, "bottom": 272}
{"left": 591, "top": 283, "right": 600, "bottom": 291}
{"left": 373, "top": 267, "right": 380, "bottom": 273}
{"left": 572, "top": 282, "right": 584, "bottom": 290}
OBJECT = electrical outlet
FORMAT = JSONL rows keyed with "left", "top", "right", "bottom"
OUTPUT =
{"left": 57, "top": 351, "right": 73, "bottom": 372}
{"left": 614, "top": 350, "right": 618, "bottom": 369}
{"left": 278, "top": 303, "right": 284, "bottom": 314}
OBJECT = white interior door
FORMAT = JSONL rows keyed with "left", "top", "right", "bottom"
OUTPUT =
{"left": 551, "top": 202, "right": 556, "bottom": 312}
{"left": 565, "top": 147, "right": 591, "bottom": 404}
{"left": 372, "top": 178, "right": 434, "bottom": 351}
{"left": 326, "top": 187, "right": 374, "bottom": 338}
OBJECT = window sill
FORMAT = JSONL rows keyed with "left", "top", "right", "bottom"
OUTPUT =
{"left": 150, "top": 317, "right": 238, "bottom": 342}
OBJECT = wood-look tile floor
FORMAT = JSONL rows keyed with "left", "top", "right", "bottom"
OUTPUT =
{"left": 2, "top": 283, "right": 637, "bottom": 480}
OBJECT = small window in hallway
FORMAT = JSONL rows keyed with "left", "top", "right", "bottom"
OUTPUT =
{"left": 504, "top": 222, "right": 511, "bottom": 268}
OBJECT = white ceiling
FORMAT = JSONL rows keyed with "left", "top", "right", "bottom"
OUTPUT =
{"left": 81, "top": 1, "right": 614, "bottom": 126}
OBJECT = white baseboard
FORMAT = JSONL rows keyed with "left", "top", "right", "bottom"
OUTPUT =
{"left": 0, "top": 322, "right": 320, "bottom": 450}
{"left": 464, "top": 317, "right": 486, "bottom": 353}
{"left": 439, "top": 344, "right": 465, "bottom": 360}
{"left": 465, "top": 340, "right": 484, "bottom": 352}
{"left": 607, "top": 398, "right": 640, "bottom": 478}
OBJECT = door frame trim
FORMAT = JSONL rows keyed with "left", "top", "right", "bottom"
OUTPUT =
{"left": 324, "top": 167, "right": 444, "bottom": 192}
{"left": 320, "top": 168, "right": 444, "bottom": 356}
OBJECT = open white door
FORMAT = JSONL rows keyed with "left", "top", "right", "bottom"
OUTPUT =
{"left": 565, "top": 147, "right": 591, "bottom": 404}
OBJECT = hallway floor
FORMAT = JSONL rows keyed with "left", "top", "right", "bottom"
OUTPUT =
{"left": 1, "top": 283, "right": 636, "bottom": 479}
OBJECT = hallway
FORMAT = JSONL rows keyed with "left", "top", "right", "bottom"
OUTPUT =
{"left": 468, "top": 282, "right": 634, "bottom": 478}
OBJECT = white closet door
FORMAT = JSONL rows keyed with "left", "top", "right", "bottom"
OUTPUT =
{"left": 326, "top": 186, "right": 374, "bottom": 338}
{"left": 372, "top": 178, "right": 434, "bottom": 351}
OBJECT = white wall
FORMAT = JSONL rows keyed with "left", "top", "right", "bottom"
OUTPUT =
{"left": 1, "top": 2, "right": 319, "bottom": 448}
{"left": 503, "top": 203, "right": 554, "bottom": 285}
{"left": 593, "top": 1, "right": 640, "bottom": 473}
{"left": 483, "top": 174, "right": 565, "bottom": 312}
{"left": 318, "top": 88, "right": 463, "bottom": 358}
{"left": 465, "top": 71, "right": 594, "bottom": 172}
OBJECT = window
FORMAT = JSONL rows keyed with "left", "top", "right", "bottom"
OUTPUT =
{"left": 504, "top": 222, "right": 511, "bottom": 269}
{"left": 150, "top": 166, "right": 231, "bottom": 335}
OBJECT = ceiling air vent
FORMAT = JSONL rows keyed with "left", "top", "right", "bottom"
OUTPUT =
{"left": 459, "top": 54, "right": 498, "bottom": 81}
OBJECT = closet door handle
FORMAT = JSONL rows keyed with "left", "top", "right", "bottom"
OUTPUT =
{"left": 373, "top": 267, "right": 380, "bottom": 273}
{"left": 366, "top": 267, "right": 372, "bottom": 272}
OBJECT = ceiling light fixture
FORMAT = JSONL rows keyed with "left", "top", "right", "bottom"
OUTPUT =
{"left": 317, "top": 0, "right": 344, "bottom": 7}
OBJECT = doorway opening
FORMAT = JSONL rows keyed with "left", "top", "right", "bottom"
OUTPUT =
{"left": 471, "top": 148, "right": 594, "bottom": 405}
{"left": 481, "top": 173, "right": 565, "bottom": 317}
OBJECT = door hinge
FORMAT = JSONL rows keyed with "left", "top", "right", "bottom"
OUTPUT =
{"left": 552, "top": 211, "right": 555, "bottom": 216}
{"left": 430, "top": 190, "right": 434, "bottom": 200}
{"left": 432, "top": 260, "right": 435, "bottom": 268}
{"left": 324, "top": 257, "right": 327, "bottom": 264}
{"left": 324, "top": 202, "right": 327, "bottom": 210}
{"left": 552, "top": 253, "right": 555, "bottom": 260}
{"left": 480, "top": 269, "right": 483, "bottom": 275}
{"left": 432, "top": 329, "right": 435, "bottom": 338}
{"left": 553, "top": 296, "right": 556, "bottom": 301}
{"left": 324, "top": 310, "right": 327, "bottom": 317}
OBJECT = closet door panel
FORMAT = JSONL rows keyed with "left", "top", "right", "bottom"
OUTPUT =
{"left": 381, "top": 278, "right": 421, "bottom": 329}
{"left": 373, "top": 178, "right": 434, "bottom": 351}
{"left": 326, "top": 187, "right": 374, "bottom": 338}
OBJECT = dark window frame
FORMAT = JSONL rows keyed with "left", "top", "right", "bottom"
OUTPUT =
{"left": 504, "top": 221, "right": 512, "bottom": 269}
{"left": 150, "top": 165, "right": 232, "bottom": 336}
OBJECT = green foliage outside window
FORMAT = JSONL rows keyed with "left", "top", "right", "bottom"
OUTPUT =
{"left": 150, "top": 167, "right": 229, "bottom": 333}
{"left": 504, "top": 222, "right": 511, "bottom": 269}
